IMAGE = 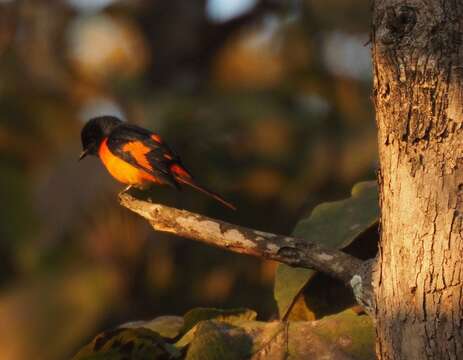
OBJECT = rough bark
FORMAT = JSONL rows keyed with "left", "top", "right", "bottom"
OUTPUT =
{"left": 119, "top": 192, "right": 375, "bottom": 310}
{"left": 372, "top": 1, "right": 463, "bottom": 358}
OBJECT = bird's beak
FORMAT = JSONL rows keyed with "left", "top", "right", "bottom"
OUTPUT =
{"left": 78, "top": 149, "right": 88, "bottom": 161}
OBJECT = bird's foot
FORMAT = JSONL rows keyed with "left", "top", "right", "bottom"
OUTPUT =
{"left": 119, "top": 185, "right": 133, "bottom": 197}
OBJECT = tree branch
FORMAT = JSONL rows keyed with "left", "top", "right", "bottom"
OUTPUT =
{"left": 119, "top": 193, "right": 369, "bottom": 286}
{"left": 120, "top": 192, "right": 376, "bottom": 314}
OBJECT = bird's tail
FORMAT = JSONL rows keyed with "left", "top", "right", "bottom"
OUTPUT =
{"left": 173, "top": 174, "right": 236, "bottom": 211}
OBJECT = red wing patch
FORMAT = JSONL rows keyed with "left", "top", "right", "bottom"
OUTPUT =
{"left": 151, "top": 134, "right": 162, "bottom": 143}
{"left": 170, "top": 164, "right": 191, "bottom": 179}
{"left": 122, "top": 141, "right": 153, "bottom": 171}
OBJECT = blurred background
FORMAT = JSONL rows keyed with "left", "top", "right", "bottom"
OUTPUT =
{"left": 0, "top": 0, "right": 375, "bottom": 358}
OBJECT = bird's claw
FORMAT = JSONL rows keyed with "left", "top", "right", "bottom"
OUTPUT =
{"left": 119, "top": 185, "right": 132, "bottom": 197}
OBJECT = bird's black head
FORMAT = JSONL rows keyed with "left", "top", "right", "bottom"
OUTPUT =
{"left": 79, "top": 116, "right": 122, "bottom": 160}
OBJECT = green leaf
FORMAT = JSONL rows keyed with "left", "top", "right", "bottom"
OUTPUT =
{"left": 184, "top": 310, "right": 374, "bottom": 359}
{"left": 309, "top": 309, "right": 375, "bottom": 360}
{"left": 122, "top": 316, "right": 184, "bottom": 339}
{"left": 182, "top": 307, "right": 257, "bottom": 334}
{"left": 185, "top": 321, "right": 252, "bottom": 360}
{"left": 274, "top": 181, "right": 379, "bottom": 319}
{"left": 274, "top": 265, "right": 316, "bottom": 320}
{"left": 72, "top": 327, "right": 181, "bottom": 360}
{"left": 175, "top": 307, "right": 257, "bottom": 349}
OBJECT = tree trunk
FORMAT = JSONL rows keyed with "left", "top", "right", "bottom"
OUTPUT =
{"left": 372, "top": 1, "right": 463, "bottom": 359}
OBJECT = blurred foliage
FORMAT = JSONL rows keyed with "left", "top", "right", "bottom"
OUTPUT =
{"left": 0, "top": 0, "right": 374, "bottom": 359}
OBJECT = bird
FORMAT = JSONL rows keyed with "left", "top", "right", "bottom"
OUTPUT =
{"left": 79, "top": 115, "right": 236, "bottom": 210}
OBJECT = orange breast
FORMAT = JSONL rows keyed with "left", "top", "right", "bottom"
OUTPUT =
{"left": 98, "top": 138, "right": 157, "bottom": 185}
